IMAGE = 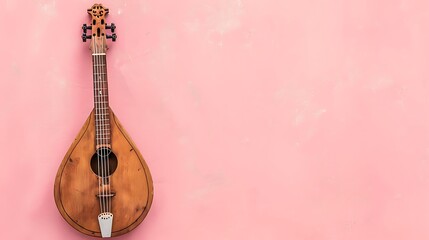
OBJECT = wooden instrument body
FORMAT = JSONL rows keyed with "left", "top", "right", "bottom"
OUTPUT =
{"left": 54, "top": 108, "right": 154, "bottom": 237}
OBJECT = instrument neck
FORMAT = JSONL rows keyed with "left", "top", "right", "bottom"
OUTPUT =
{"left": 92, "top": 52, "right": 111, "bottom": 147}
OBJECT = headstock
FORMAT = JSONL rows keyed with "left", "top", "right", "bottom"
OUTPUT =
{"left": 82, "top": 4, "right": 117, "bottom": 53}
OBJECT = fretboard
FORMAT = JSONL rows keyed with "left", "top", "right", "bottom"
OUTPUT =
{"left": 92, "top": 53, "right": 111, "bottom": 146}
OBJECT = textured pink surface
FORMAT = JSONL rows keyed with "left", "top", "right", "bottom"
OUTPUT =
{"left": 2, "top": 0, "right": 429, "bottom": 239}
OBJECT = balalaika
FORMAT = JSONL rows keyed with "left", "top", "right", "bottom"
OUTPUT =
{"left": 54, "top": 4, "right": 154, "bottom": 238}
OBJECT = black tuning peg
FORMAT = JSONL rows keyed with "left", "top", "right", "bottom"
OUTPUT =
{"left": 82, "top": 33, "right": 92, "bottom": 42}
{"left": 106, "top": 23, "right": 116, "bottom": 32}
{"left": 106, "top": 33, "right": 117, "bottom": 42}
{"left": 82, "top": 24, "right": 92, "bottom": 34}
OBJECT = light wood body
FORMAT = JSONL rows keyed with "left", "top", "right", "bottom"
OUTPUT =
{"left": 54, "top": 108, "right": 154, "bottom": 237}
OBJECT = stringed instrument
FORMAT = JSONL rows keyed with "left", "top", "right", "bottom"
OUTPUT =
{"left": 54, "top": 4, "right": 154, "bottom": 238}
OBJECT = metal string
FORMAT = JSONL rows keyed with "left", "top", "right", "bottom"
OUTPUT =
{"left": 101, "top": 39, "right": 111, "bottom": 214}
{"left": 95, "top": 39, "right": 107, "bottom": 214}
{"left": 93, "top": 39, "right": 103, "bottom": 214}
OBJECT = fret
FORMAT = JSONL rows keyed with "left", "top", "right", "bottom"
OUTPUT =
{"left": 95, "top": 126, "right": 110, "bottom": 132}
{"left": 93, "top": 64, "right": 106, "bottom": 66}
{"left": 95, "top": 118, "right": 109, "bottom": 121}
{"left": 96, "top": 134, "right": 111, "bottom": 137}
{"left": 96, "top": 132, "right": 111, "bottom": 135}
{"left": 95, "top": 131, "right": 111, "bottom": 134}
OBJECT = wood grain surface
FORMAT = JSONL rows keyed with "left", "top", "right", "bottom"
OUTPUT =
{"left": 54, "top": 108, "right": 154, "bottom": 237}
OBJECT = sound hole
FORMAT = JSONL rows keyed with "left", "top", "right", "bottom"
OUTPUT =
{"left": 90, "top": 148, "right": 118, "bottom": 177}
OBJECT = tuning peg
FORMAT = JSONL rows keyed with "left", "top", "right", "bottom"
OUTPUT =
{"left": 82, "top": 33, "right": 92, "bottom": 42}
{"left": 106, "top": 33, "right": 117, "bottom": 42}
{"left": 106, "top": 23, "right": 116, "bottom": 32}
{"left": 82, "top": 24, "right": 92, "bottom": 34}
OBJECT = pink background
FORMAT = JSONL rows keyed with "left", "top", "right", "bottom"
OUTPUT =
{"left": 2, "top": 0, "right": 429, "bottom": 239}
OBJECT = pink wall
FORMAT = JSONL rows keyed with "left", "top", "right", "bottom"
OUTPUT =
{"left": 2, "top": 0, "right": 429, "bottom": 239}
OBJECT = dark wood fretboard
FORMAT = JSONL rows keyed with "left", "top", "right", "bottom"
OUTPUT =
{"left": 92, "top": 53, "right": 111, "bottom": 147}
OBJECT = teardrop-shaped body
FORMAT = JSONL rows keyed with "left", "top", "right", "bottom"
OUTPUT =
{"left": 54, "top": 108, "right": 154, "bottom": 237}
